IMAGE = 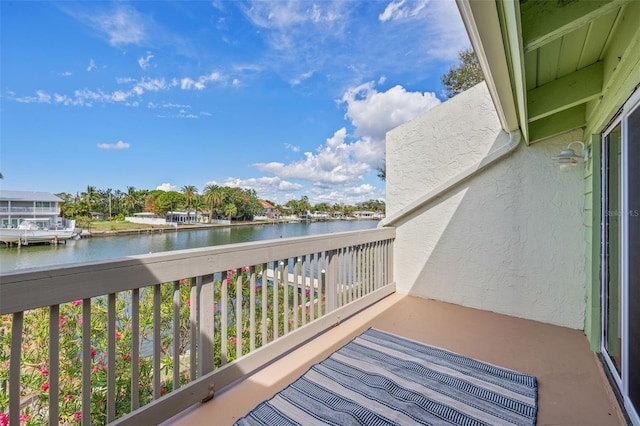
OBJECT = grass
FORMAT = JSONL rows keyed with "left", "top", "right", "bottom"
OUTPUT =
{"left": 88, "top": 221, "right": 169, "bottom": 231}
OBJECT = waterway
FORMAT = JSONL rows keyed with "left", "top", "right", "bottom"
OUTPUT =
{"left": 0, "top": 220, "right": 379, "bottom": 273}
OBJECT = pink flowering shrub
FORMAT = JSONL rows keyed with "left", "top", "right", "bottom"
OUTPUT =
{"left": 0, "top": 265, "right": 325, "bottom": 424}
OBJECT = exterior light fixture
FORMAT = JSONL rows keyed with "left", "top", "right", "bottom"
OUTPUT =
{"left": 552, "top": 141, "right": 589, "bottom": 172}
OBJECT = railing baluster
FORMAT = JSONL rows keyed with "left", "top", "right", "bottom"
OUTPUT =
{"left": 249, "top": 266, "right": 256, "bottom": 351}
{"left": 352, "top": 246, "right": 357, "bottom": 300}
{"left": 369, "top": 243, "right": 373, "bottom": 292}
{"left": 199, "top": 275, "right": 214, "bottom": 375}
{"left": 273, "top": 262, "right": 280, "bottom": 340}
{"left": 82, "top": 298, "right": 92, "bottom": 424}
{"left": 172, "top": 280, "right": 181, "bottom": 390}
{"left": 309, "top": 254, "right": 315, "bottom": 323}
{"left": 10, "top": 312, "right": 23, "bottom": 426}
{"left": 131, "top": 289, "right": 140, "bottom": 411}
{"left": 49, "top": 304, "right": 60, "bottom": 425}
{"left": 301, "top": 255, "right": 307, "bottom": 326}
{"left": 318, "top": 254, "right": 324, "bottom": 317}
{"left": 235, "top": 268, "right": 242, "bottom": 357}
{"left": 261, "top": 263, "right": 268, "bottom": 346}
{"left": 153, "top": 285, "right": 161, "bottom": 399}
{"left": 189, "top": 281, "right": 197, "bottom": 380}
{"left": 326, "top": 250, "right": 336, "bottom": 312}
{"left": 221, "top": 271, "right": 228, "bottom": 365}
{"left": 107, "top": 293, "right": 116, "bottom": 422}
{"left": 293, "top": 258, "right": 299, "bottom": 329}
{"left": 283, "top": 259, "right": 289, "bottom": 334}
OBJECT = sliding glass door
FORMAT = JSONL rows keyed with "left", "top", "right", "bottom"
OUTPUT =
{"left": 602, "top": 91, "right": 640, "bottom": 425}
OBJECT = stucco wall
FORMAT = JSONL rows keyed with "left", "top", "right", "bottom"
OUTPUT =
{"left": 386, "top": 82, "right": 586, "bottom": 329}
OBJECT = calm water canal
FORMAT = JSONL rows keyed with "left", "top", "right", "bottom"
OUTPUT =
{"left": 0, "top": 220, "right": 379, "bottom": 273}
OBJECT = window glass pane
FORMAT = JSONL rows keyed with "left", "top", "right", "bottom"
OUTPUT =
{"left": 604, "top": 122, "right": 622, "bottom": 377}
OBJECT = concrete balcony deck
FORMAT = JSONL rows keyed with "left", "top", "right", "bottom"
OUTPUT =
{"left": 165, "top": 293, "right": 625, "bottom": 426}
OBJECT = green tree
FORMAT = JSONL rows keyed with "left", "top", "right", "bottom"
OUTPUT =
{"left": 121, "top": 186, "right": 140, "bottom": 216}
{"left": 83, "top": 186, "right": 97, "bottom": 215}
{"left": 441, "top": 47, "right": 484, "bottom": 98}
{"left": 222, "top": 203, "right": 237, "bottom": 220}
{"left": 153, "top": 191, "right": 186, "bottom": 220}
{"left": 203, "top": 184, "right": 224, "bottom": 223}
{"left": 181, "top": 185, "right": 198, "bottom": 223}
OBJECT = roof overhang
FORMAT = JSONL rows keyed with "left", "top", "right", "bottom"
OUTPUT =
{"left": 457, "top": 0, "right": 640, "bottom": 145}
{"left": 456, "top": 0, "right": 523, "bottom": 137}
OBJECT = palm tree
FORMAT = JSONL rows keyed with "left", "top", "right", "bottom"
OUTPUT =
{"left": 84, "top": 186, "right": 97, "bottom": 215}
{"left": 121, "top": 186, "right": 139, "bottom": 216}
{"left": 181, "top": 185, "right": 198, "bottom": 223}
{"left": 203, "top": 184, "right": 223, "bottom": 223}
{"left": 223, "top": 203, "right": 237, "bottom": 221}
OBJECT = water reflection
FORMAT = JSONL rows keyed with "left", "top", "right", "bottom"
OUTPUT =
{"left": 0, "top": 221, "right": 379, "bottom": 273}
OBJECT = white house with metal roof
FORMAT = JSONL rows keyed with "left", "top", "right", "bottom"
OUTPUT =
{"left": 0, "top": 190, "right": 65, "bottom": 229}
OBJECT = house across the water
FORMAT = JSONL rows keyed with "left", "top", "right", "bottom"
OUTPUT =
{"left": 0, "top": 190, "right": 69, "bottom": 229}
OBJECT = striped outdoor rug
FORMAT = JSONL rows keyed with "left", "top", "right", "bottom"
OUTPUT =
{"left": 235, "top": 328, "right": 538, "bottom": 426}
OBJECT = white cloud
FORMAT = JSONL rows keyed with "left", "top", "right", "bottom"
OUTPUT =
{"left": 157, "top": 183, "right": 177, "bottom": 191}
{"left": 97, "top": 140, "right": 130, "bottom": 150}
{"left": 379, "top": 0, "right": 429, "bottom": 22}
{"left": 216, "top": 176, "right": 303, "bottom": 194}
{"left": 284, "top": 143, "right": 300, "bottom": 153}
{"left": 341, "top": 82, "right": 440, "bottom": 142}
{"left": 91, "top": 4, "right": 146, "bottom": 46}
{"left": 252, "top": 82, "right": 440, "bottom": 187}
{"left": 138, "top": 52, "right": 154, "bottom": 69}
{"left": 60, "top": 71, "right": 72, "bottom": 77}
{"left": 309, "top": 183, "right": 385, "bottom": 205}
{"left": 87, "top": 59, "right": 97, "bottom": 72}
{"left": 253, "top": 128, "right": 371, "bottom": 185}
{"left": 16, "top": 90, "right": 52, "bottom": 104}
{"left": 180, "top": 72, "right": 223, "bottom": 90}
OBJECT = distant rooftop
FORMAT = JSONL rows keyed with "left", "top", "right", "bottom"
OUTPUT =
{"left": 0, "top": 190, "right": 62, "bottom": 202}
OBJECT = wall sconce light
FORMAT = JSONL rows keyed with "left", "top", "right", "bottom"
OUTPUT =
{"left": 552, "top": 141, "right": 589, "bottom": 172}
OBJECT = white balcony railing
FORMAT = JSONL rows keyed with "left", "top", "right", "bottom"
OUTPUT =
{"left": 0, "top": 228, "right": 395, "bottom": 425}
{"left": 0, "top": 207, "right": 60, "bottom": 214}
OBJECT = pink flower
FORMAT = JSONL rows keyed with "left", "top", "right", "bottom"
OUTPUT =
{"left": 123, "top": 353, "right": 131, "bottom": 361}
{"left": 226, "top": 275, "right": 233, "bottom": 285}
{"left": 185, "top": 299, "right": 191, "bottom": 308}
{"left": 92, "top": 365, "right": 100, "bottom": 372}
{"left": 19, "top": 414, "right": 30, "bottom": 423}
{"left": 160, "top": 388, "right": 167, "bottom": 395}
{"left": 40, "top": 367, "right": 49, "bottom": 377}
{"left": 41, "top": 382, "right": 49, "bottom": 391}
{"left": 0, "top": 413, "right": 8, "bottom": 426}
{"left": 73, "top": 411, "right": 82, "bottom": 421}
{"left": 180, "top": 278, "right": 187, "bottom": 285}
{"left": 72, "top": 299, "right": 82, "bottom": 306}
{"left": 78, "top": 317, "right": 83, "bottom": 325}
{"left": 229, "top": 337, "right": 237, "bottom": 345}
{"left": 90, "top": 347, "right": 96, "bottom": 359}
{"left": 115, "top": 331, "right": 122, "bottom": 339}
{"left": 64, "top": 394, "right": 73, "bottom": 402}
{"left": 241, "top": 266, "right": 249, "bottom": 272}
{"left": 59, "top": 315, "right": 67, "bottom": 327}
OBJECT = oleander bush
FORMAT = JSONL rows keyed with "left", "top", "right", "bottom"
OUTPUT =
{"left": 0, "top": 267, "right": 322, "bottom": 425}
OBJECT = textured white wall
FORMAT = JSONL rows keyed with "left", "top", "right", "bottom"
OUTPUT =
{"left": 386, "top": 83, "right": 586, "bottom": 329}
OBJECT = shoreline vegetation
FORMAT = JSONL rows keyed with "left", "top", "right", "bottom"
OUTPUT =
{"left": 83, "top": 218, "right": 303, "bottom": 238}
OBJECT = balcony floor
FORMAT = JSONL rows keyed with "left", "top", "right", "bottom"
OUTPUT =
{"left": 164, "top": 293, "right": 625, "bottom": 425}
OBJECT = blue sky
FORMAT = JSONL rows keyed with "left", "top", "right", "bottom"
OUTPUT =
{"left": 1, "top": 0, "right": 469, "bottom": 205}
